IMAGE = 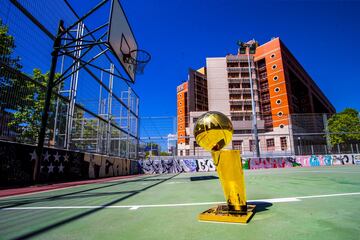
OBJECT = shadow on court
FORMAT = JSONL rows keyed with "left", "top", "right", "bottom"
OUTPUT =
{"left": 247, "top": 201, "right": 273, "bottom": 213}
{"left": 190, "top": 175, "right": 219, "bottom": 181}
{"left": 7, "top": 173, "right": 180, "bottom": 240}
{"left": 0, "top": 174, "right": 163, "bottom": 209}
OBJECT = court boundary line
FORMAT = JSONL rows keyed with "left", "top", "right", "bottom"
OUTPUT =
{"left": 2, "top": 192, "right": 360, "bottom": 210}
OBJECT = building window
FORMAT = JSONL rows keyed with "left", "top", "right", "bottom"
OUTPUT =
{"left": 272, "top": 64, "right": 277, "bottom": 69}
{"left": 179, "top": 110, "right": 182, "bottom": 113}
{"left": 270, "top": 54, "right": 276, "bottom": 58}
{"left": 279, "top": 124, "right": 285, "bottom": 129}
{"left": 231, "top": 116, "right": 243, "bottom": 121}
{"left": 185, "top": 149, "right": 190, "bottom": 156}
{"left": 274, "top": 87, "right": 280, "bottom": 93}
{"left": 273, "top": 75, "right": 279, "bottom": 81}
{"left": 244, "top": 105, "right": 252, "bottom": 111}
{"left": 276, "top": 99, "right": 281, "bottom": 105}
{"left": 193, "top": 117, "right": 198, "bottom": 123}
{"left": 277, "top": 111, "right": 283, "bottom": 117}
{"left": 179, "top": 125, "right": 182, "bottom": 129}
{"left": 263, "top": 105, "right": 271, "bottom": 112}
{"left": 179, "top": 94, "right": 182, "bottom": 97}
{"left": 266, "top": 138, "right": 275, "bottom": 151}
{"left": 179, "top": 101, "right": 182, "bottom": 105}
{"left": 249, "top": 140, "right": 255, "bottom": 152}
{"left": 280, "top": 137, "right": 287, "bottom": 151}
{"left": 232, "top": 140, "right": 243, "bottom": 152}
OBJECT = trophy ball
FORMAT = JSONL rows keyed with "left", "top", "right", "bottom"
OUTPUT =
{"left": 194, "top": 111, "right": 233, "bottom": 151}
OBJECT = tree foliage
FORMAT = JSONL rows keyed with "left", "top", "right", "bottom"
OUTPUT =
{"left": 0, "top": 19, "right": 21, "bottom": 69}
{"left": 7, "top": 69, "right": 60, "bottom": 142}
{"left": 327, "top": 108, "right": 360, "bottom": 145}
{"left": 1, "top": 19, "right": 61, "bottom": 143}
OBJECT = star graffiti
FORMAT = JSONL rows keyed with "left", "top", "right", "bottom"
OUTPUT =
{"left": 54, "top": 152, "right": 61, "bottom": 162}
{"left": 58, "top": 163, "right": 65, "bottom": 173}
{"left": 28, "top": 149, "right": 70, "bottom": 175}
{"left": 29, "top": 150, "right": 37, "bottom": 161}
{"left": 43, "top": 151, "right": 50, "bottom": 162}
{"left": 48, "top": 163, "right": 54, "bottom": 173}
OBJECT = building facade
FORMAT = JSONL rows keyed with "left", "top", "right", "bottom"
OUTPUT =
{"left": 176, "top": 38, "right": 335, "bottom": 157}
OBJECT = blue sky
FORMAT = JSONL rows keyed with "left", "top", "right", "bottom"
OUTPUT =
{"left": 116, "top": 0, "right": 360, "bottom": 116}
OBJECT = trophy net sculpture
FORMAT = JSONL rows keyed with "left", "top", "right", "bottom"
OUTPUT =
{"left": 194, "top": 111, "right": 255, "bottom": 223}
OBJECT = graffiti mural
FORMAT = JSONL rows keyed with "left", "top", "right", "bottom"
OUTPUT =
{"left": 0, "top": 141, "right": 139, "bottom": 186}
{"left": 248, "top": 157, "right": 293, "bottom": 170}
{"left": 0, "top": 140, "right": 87, "bottom": 186}
{"left": 138, "top": 159, "right": 215, "bottom": 174}
{"left": 196, "top": 159, "right": 216, "bottom": 172}
{"left": 295, "top": 154, "right": 360, "bottom": 167}
{"left": 84, "top": 153, "right": 137, "bottom": 178}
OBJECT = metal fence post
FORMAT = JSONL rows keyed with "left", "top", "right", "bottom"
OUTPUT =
{"left": 34, "top": 20, "right": 64, "bottom": 182}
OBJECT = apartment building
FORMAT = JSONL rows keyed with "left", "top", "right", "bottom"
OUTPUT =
{"left": 177, "top": 38, "right": 335, "bottom": 156}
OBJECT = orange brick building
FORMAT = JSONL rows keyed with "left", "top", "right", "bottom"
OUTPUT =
{"left": 177, "top": 38, "right": 335, "bottom": 156}
{"left": 177, "top": 82, "right": 188, "bottom": 146}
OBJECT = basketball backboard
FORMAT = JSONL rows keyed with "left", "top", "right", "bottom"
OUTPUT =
{"left": 108, "top": 0, "right": 138, "bottom": 82}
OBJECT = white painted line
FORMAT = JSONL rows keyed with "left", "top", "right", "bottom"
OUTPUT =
{"left": 251, "top": 197, "right": 300, "bottom": 203}
{"left": 2, "top": 192, "right": 360, "bottom": 211}
{"left": 165, "top": 182, "right": 187, "bottom": 184}
{"left": 296, "top": 192, "right": 360, "bottom": 199}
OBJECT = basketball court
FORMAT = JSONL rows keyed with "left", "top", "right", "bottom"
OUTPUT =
{"left": 1, "top": 165, "right": 360, "bottom": 240}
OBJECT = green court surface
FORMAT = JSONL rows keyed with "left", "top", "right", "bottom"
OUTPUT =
{"left": 1, "top": 166, "right": 360, "bottom": 240}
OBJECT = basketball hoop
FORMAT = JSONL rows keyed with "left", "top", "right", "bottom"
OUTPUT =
{"left": 123, "top": 49, "right": 151, "bottom": 75}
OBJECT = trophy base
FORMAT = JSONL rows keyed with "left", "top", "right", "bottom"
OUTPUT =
{"left": 198, "top": 204, "right": 255, "bottom": 224}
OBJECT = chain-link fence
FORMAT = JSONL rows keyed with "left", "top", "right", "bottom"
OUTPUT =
{"left": 138, "top": 113, "right": 360, "bottom": 159}
{"left": 0, "top": 0, "right": 139, "bottom": 159}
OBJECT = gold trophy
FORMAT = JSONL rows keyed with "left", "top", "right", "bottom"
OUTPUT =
{"left": 194, "top": 111, "right": 255, "bottom": 223}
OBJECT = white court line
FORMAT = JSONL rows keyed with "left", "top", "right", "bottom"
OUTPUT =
{"left": 2, "top": 192, "right": 360, "bottom": 211}
{"left": 0, "top": 177, "right": 144, "bottom": 200}
{"left": 2, "top": 170, "right": 358, "bottom": 200}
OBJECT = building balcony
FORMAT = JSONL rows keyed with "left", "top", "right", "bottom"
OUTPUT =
{"left": 260, "top": 88, "right": 269, "bottom": 93}
{"left": 226, "top": 55, "right": 250, "bottom": 62}
{"left": 227, "top": 67, "right": 250, "bottom": 72}
{"left": 258, "top": 66, "right": 266, "bottom": 71}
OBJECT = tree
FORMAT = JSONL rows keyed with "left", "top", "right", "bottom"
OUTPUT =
{"left": 145, "top": 142, "right": 160, "bottom": 157}
{"left": 327, "top": 108, "right": 360, "bottom": 145}
{"left": 1, "top": 19, "right": 64, "bottom": 143}
{"left": 0, "top": 19, "right": 21, "bottom": 69}
{"left": 0, "top": 19, "right": 22, "bottom": 112}
{"left": 8, "top": 69, "right": 60, "bottom": 143}
{"left": 160, "top": 151, "right": 170, "bottom": 156}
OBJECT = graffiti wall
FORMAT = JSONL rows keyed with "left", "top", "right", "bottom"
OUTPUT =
{"left": 295, "top": 154, "right": 360, "bottom": 167}
{"left": 248, "top": 157, "right": 294, "bottom": 170}
{"left": 0, "top": 140, "right": 138, "bottom": 186}
{"left": 139, "top": 154, "right": 360, "bottom": 173}
{"left": 138, "top": 159, "right": 216, "bottom": 174}
{"left": 83, "top": 153, "right": 138, "bottom": 178}
{"left": 0, "top": 140, "right": 88, "bottom": 186}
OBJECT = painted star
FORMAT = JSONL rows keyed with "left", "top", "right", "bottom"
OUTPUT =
{"left": 48, "top": 163, "right": 55, "bottom": 173}
{"left": 58, "top": 163, "right": 65, "bottom": 173}
{"left": 64, "top": 154, "right": 69, "bottom": 162}
{"left": 29, "top": 150, "right": 37, "bottom": 161}
{"left": 54, "top": 152, "right": 60, "bottom": 162}
{"left": 43, "top": 151, "right": 50, "bottom": 162}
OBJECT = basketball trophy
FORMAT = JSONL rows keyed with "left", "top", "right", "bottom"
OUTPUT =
{"left": 194, "top": 111, "right": 255, "bottom": 223}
